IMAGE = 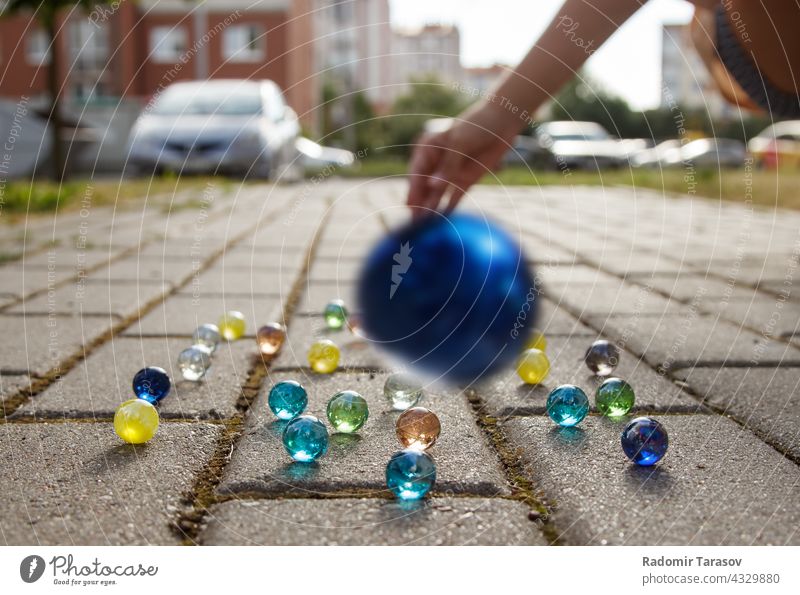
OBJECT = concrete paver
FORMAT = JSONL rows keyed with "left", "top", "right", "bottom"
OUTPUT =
{"left": 0, "top": 421, "right": 221, "bottom": 545}
{"left": 202, "top": 497, "right": 546, "bottom": 545}
{"left": 218, "top": 371, "right": 509, "bottom": 497}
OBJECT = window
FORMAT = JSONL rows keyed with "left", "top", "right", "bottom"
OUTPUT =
{"left": 149, "top": 26, "right": 188, "bottom": 63}
{"left": 222, "top": 24, "right": 265, "bottom": 62}
{"left": 26, "top": 30, "right": 51, "bottom": 65}
{"left": 69, "top": 19, "right": 110, "bottom": 99}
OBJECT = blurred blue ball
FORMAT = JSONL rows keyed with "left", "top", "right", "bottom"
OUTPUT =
{"left": 358, "top": 212, "right": 536, "bottom": 383}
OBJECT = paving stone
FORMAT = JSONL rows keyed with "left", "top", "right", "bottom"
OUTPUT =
{"left": 1, "top": 374, "right": 32, "bottom": 400}
{"left": 295, "top": 281, "right": 357, "bottom": 314}
{"left": 87, "top": 256, "right": 197, "bottom": 287}
{"left": 123, "top": 294, "right": 283, "bottom": 337}
{"left": 307, "top": 258, "right": 363, "bottom": 283}
{"left": 134, "top": 238, "right": 226, "bottom": 261}
{"left": 0, "top": 293, "right": 18, "bottom": 308}
{"left": 535, "top": 299, "right": 593, "bottom": 335}
{"left": 696, "top": 292, "right": 800, "bottom": 337}
{"left": 476, "top": 335, "right": 703, "bottom": 417}
{"left": 503, "top": 414, "right": 800, "bottom": 545}
{"left": 202, "top": 497, "right": 545, "bottom": 545}
{"left": 186, "top": 266, "right": 299, "bottom": 297}
{"left": 218, "top": 371, "right": 509, "bottom": 496}
{"left": 218, "top": 245, "right": 308, "bottom": 270}
{"left": 7, "top": 279, "right": 168, "bottom": 318}
{"left": 272, "top": 316, "right": 389, "bottom": 371}
{"left": 17, "top": 337, "right": 254, "bottom": 419}
{"left": 0, "top": 315, "right": 111, "bottom": 376}
{"left": 545, "top": 281, "right": 677, "bottom": 316}
{"left": 19, "top": 248, "right": 122, "bottom": 271}
{"left": 0, "top": 421, "right": 220, "bottom": 545}
{"left": 0, "top": 265, "right": 75, "bottom": 298}
{"left": 675, "top": 366, "right": 800, "bottom": 460}
{"left": 535, "top": 264, "right": 619, "bottom": 286}
{"left": 585, "top": 312, "right": 800, "bottom": 369}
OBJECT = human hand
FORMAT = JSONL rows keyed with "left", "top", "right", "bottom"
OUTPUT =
{"left": 406, "top": 103, "right": 519, "bottom": 219}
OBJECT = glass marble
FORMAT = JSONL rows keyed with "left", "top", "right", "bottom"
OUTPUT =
{"left": 307, "top": 339, "right": 340, "bottom": 374}
{"left": 596, "top": 377, "right": 635, "bottom": 417}
{"left": 384, "top": 373, "right": 424, "bottom": 410}
{"left": 396, "top": 406, "right": 441, "bottom": 450}
{"left": 585, "top": 340, "right": 620, "bottom": 376}
{"left": 526, "top": 329, "right": 547, "bottom": 352}
{"left": 326, "top": 390, "right": 369, "bottom": 433}
{"left": 114, "top": 399, "right": 159, "bottom": 444}
{"left": 324, "top": 299, "right": 348, "bottom": 330}
{"left": 385, "top": 449, "right": 437, "bottom": 501}
{"left": 516, "top": 348, "right": 550, "bottom": 384}
{"left": 546, "top": 384, "right": 590, "bottom": 427}
{"left": 621, "top": 417, "right": 669, "bottom": 466}
{"left": 192, "top": 323, "right": 220, "bottom": 353}
{"left": 256, "top": 322, "right": 286, "bottom": 355}
{"left": 177, "top": 346, "right": 212, "bottom": 382}
{"left": 132, "top": 367, "right": 171, "bottom": 404}
{"left": 218, "top": 311, "right": 246, "bottom": 341}
{"left": 268, "top": 380, "right": 308, "bottom": 420}
{"left": 282, "top": 414, "right": 329, "bottom": 462}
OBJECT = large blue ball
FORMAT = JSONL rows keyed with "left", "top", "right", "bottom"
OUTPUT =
{"left": 358, "top": 212, "right": 536, "bottom": 383}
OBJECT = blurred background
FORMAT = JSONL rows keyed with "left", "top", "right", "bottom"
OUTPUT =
{"left": 0, "top": 0, "right": 796, "bottom": 214}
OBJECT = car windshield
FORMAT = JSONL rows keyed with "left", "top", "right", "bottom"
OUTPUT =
{"left": 151, "top": 86, "right": 263, "bottom": 116}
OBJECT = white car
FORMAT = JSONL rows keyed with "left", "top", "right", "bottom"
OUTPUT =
{"left": 535, "top": 121, "right": 645, "bottom": 169}
{"left": 747, "top": 121, "right": 800, "bottom": 168}
{"left": 127, "top": 79, "right": 301, "bottom": 179}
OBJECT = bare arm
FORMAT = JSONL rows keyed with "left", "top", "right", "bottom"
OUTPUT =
{"left": 407, "top": 0, "right": 647, "bottom": 217}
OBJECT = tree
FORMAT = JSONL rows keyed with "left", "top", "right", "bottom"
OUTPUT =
{"left": 550, "top": 77, "right": 641, "bottom": 138}
{"left": 3, "top": 1, "right": 109, "bottom": 181}
{"left": 383, "top": 76, "right": 469, "bottom": 156}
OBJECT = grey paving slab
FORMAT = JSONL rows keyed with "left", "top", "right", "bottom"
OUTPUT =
{"left": 186, "top": 266, "right": 299, "bottom": 297}
{"left": 218, "top": 245, "right": 308, "bottom": 270}
{"left": 475, "top": 335, "right": 703, "bottom": 417}
{"left": 503, "top": 414, "right": 800, "bottom": 545}
{"left": 675, "top": 366, "right": 800, "bottom": 460}
{"left": 17, "top": 337, "right": 254, "bottom": 419}
{"left": 307, "top": 258, "right": 363, "bottom": 283}
{"left": 0, "top": 265, "right": 75, "bottom": 298}
{"left": 123, "top": 294, "right": 283, "bottom": 337}
{"left": 545, "top": 281, "right": 677, "bottom": 317}
{"left": 1, "top": 374, "right": 32, "bottom": 400}
{"left": 202, "top": 497, "right": 545, "bottom": 545}
{"left": 535, "top": 264, "right": 620, "bottom": 286}
{"left": 134, "top": 238, "right": 227, "bottom": 261}
{"left": 273, "top": 315, "right": 389, "bottom": 371}
{"left": 0, "top": 315, "right": 111, "bottom": 376}
{"left": 697, "top": 292, "right": 800, "bottom": 337}
{"left": 7, "top": 279, "right": 168, "bottom": 318}
{"left": 295, "top": 281, "right": 357, "bottom": 315}
{"left": 0, "top": 421, "right": 220, "bottom": 545}
{"left": 0, "top": 293, "right": 18, "bottom": 308}
{"left": 19, "top": 248, "right": 122, "bottom": 271}
{"left": 585, "top": 312, "right": 800, "bottom": 369}
{"left": 534, "top": 299, "right": 594, "bottom": 335}
{"left": 87, "top": 257, "right": 198, "bottom": 287}
{"left": 218, "top": 371, "right": 509, "bottom": 496}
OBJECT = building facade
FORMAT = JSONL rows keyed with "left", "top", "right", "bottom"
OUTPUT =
{"left": 390, "top": 24, "right": 462, "bottom": 102}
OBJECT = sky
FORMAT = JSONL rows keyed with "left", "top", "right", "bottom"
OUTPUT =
{"left": 389, "top": 0, "right": 695, "bottom": 110}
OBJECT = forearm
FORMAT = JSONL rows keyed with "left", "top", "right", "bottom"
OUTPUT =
{"left": 478, "top": 0, "right": 648, "bottom": 136}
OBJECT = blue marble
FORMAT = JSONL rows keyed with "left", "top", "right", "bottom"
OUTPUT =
{"left": 385, "top": 449, "right": 436, "bottom": 501}
{"left": 132, "top": 367, "right": 171, "bottom": 404}
{"left": 546, "top": 384, "right": 589, "bottom": 427}
{"left": 621, "top": 417, "right": 669, "bottom": 466}
{"left": 282, "top": 415, "right": 328, "bottom": 463}
{"left": 358, "top": 213, "right": 536, "bottom": 383}
{"left": 268, "top": 380, "right": 308, "bottom": 420}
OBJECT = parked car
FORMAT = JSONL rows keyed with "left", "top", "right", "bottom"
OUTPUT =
{"left": 295, "top": 137, "right": 355, "bottom": 169}
{"left": 127, "top": 79, "right": 301, "bottom": 179}
{"left": 534, "top": 121, "right": 645, "bottom": 169}
{"left": 748, "top": 121, "right": 800, "bottom": 168}
{"left": 631, "top": 139, "right": 681, "bottom": 168}
{"left": 662, "top": 138, "right": 747, "bottom": 168}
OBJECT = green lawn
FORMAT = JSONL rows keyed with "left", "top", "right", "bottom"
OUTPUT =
{"left": 343, "top": 158, "right": 800, "bottom": 210}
